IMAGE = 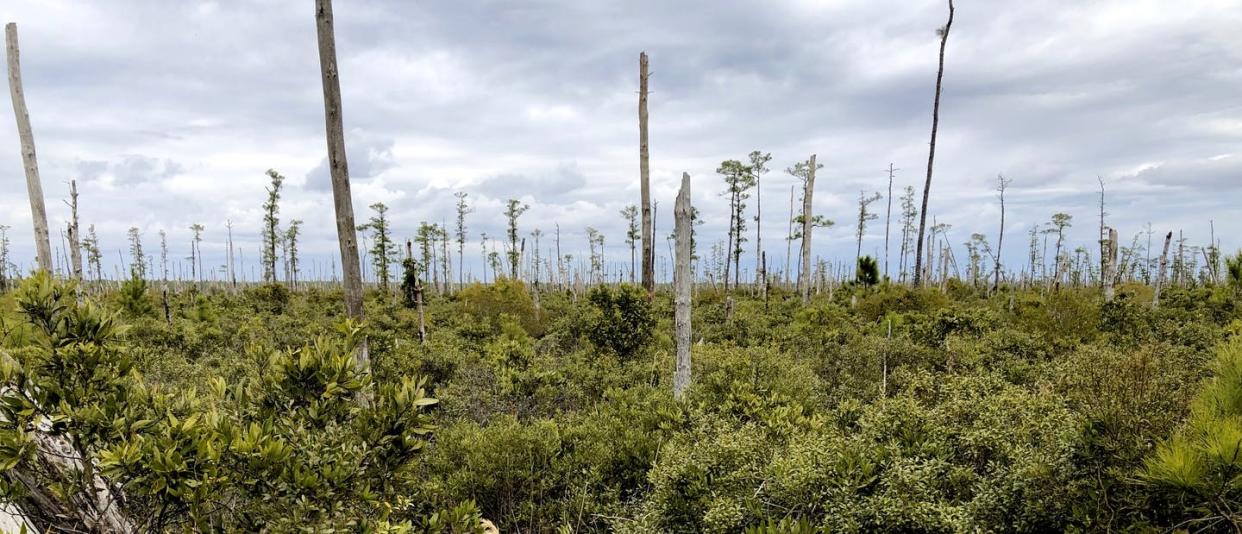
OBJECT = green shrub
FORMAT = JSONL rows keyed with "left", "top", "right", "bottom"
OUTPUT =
{"left": 582, "top": 284, "right": 655, "bottom": 359}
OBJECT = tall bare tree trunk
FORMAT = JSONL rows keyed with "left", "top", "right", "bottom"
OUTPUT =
{"left": 1152, "top": 231, "right": 1172, "bottom": 308}
{"left": 799, "top": 154, "right": 817, "bottom": 305}
{"left": 227, "top": 219, "right": 236, "bottom": 290}
{"left": 883, "top": 163, "right": 896, "bottom": 281}
{"left": 673, "top": 172, "right": 692, "bottom": 399}
{"left": 66, "top": 179, "right": 82, "bottom": 282}
{"left": 992, "top": 174, "right": 1009, "bottom": 291}
{"left": 315, "top": 0, "right": 370, "bottom": 376}
{"left": 785, "top": 185, "right": 794, "bottom": 286}
{"left": 1103, "top": 227, "right": 1118, "bottom": 302}
{"left": 639, "top": 52, "right": 654, "bottom": 295}
{"left": 6, "top": 23, "right": 52, "bottom": 272}
{"left": 912, "top": 0, "right": 953, "bottom": 288}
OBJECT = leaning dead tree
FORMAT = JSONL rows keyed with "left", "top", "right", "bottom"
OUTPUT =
{"left": 315, "top": 0, "right": 370, "bottom": 376}
{"left": 6, "top": 22, "right": 52, "bottom": 272}
{"left": 639, "top": 51, "right": 654, "bottom": 294}
{"left": 673, "top": 172, "right": 692, "bottom": 399}
{"left": 912, "top": 0, "right": 954, "bottom": 287}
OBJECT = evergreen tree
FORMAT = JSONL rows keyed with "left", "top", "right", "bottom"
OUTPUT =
{"left": 855, "top": 191, "right": 883, "bottom": 266}
{"left": 620, "top": 205, "right": 639, "bottom": 282}
{"left": 262, "top": 169, "right": 285, "bottom": 283}
{"left": 718, "top": 159, "right": 755, "bottom": 289}
{"left": 454, "top": 192, "right": 471, "bottom": 286}
{"left": 127, "top": 227, "right": 145, "bottom": 278}
{"left": 285, "top": 220, "right": 303, "bottom": 288}
{"left": 505, "top": 199, "right": 529, "bottom": 279}
{"left": 358, "top": 202, "right": 397, "bottom": 290}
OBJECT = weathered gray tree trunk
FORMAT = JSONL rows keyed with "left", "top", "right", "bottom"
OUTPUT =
{"left": 1152, "top": 231, "right": 1172, "bottom": 307}
{"left": 6, "top": 23, "right": 52, "bottom": 272}
{"left": 315, "top": 0, "right": 370, "bottom": 375}
{"left": 67, "top": 180, "right": 82, "bottom": 282}
{"left": 798, "top": 154, "right": 817, "bottom": 304}
{"left": 639, "top": 52, "right": 654, "bottom": 294}
{"left": 912, "top": 0, "right": 954, "bottom": 288}
{"left": 1103, "top": 227, "right": 1118, "bottom": 302}
{"left": 673, "top": 172, "right": 692, "bottom": 399}
{"left": 8, "top": 432, "right": 137, "bottom": 533}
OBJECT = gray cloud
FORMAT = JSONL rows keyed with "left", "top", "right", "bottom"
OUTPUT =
{"left": 1, "top": 0, "right": 1239, "bottom": 280}
{"left": 304, "top": 132, "right": 396, "bottom": 191}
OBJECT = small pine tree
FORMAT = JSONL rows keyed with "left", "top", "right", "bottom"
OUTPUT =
{"left": 856, "top": 255, "right": 879, "bottom": 286}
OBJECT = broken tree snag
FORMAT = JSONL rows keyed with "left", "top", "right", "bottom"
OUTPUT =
{"left": 315, "top": 0, "right": 370, "bottom": 376}
{"left": 639, "top": 51, "right": 654, "bottom": 294}
{"left": 673, "top": 172, "right": 692, "bottom": 399}
{"left": 1152, "top": 231, "right": 1172, "bottom": 308}
{"left": 6, "top": 22, "right": 52, "bottom": 272}
{"left": 1103, "top": 227, "right": 1118, "bottom": 302}
{"left": 799, "top": 154, "right": 817, "bottom": 305}
{"left": 67, "top": 179, "right": 82, "bottom": 282}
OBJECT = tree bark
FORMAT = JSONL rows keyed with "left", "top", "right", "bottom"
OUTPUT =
{"left": 6, "top": 23, "right": 52, "bottom": 272}
{"left": 673, "top": 172, "right": 692, "bottom": 399}
{"left": 315, "top": 0, "right": 370, "bottom": 376}
{"left": 1152, "top": 231, "right": 1172, "bottom": 307}
{"left": 799, "top": 154, "right": 817, "bottom": 305}
{"left": 639, "top": 52, "right": 654, "bottom": 295}
{"left": 912, "top": 0, "right": 953, "bottom": 288}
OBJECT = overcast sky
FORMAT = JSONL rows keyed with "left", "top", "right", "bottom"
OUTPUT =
{"left": 1, "top": 0, "right": 1239, "bottom": 282}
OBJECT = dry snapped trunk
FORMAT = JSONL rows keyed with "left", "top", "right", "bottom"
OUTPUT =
{"left": 639, "top": 52, "right": 654, "bottom": 294}
{"left": 315, "top": 0, "right": 370, "bottom": 376}
{"left": 912, "top": 0, "right": 954, "bottom": 288}
{"left": 799, "top": 154, "right": 817, "bottom": 305}
{"left": 6, "top": 23, "right": 52, "bottom": 272}
{"left": 1103, "top": 227, "right": 1118, "bottom": 302}
{"left": 1153, "top": 231, "right": 1172, "bottom": 308}
{"left": 67, "top": 180, "right": 82, "bottom": 282}
{"left": 673, "top": 172, "right": 692, "bottom": 399}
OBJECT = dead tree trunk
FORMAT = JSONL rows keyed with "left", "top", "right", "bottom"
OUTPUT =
{"left": 6, "top": 23, "right": 52, "bottom": 272}
{"left": 66, "top": 180, "right": 82, "bottom": 282}
{"left": 673, "top": 172, "right": 692, "bottom": 399}
{"left": 912, "top": 0, "right": 954, "bottom": 288}
{"left": 1152, "top": 231, "right": 1172, "bottom": 307}
{"left": 639, "top": 52, "right": 654, "bottom": 295}
{"left": 315, "top": 0, "right": 370, "bottom": 376}
{"left": 992, "top": 175, "right": 1010, "bottom": 292}
{"left": 799, "top": 154, "right": 817, "bottom": 305}
{"left": 883, "top": 163, "right": 896, "bottom": 280}
{"left": 1103, "top": 227, "right": 1118, "bottom": 302}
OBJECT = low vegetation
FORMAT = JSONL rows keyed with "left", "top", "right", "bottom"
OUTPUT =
{"left": 2, "top": 274, "right": 1239, "bottom": 531}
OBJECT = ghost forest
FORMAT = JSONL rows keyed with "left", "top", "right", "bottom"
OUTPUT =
{"left": 1, "top": 1, "right": 1241, "bottom": 533}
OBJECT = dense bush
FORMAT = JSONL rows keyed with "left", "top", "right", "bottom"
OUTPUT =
{"left": 1, "top": 274, "right": 1237, "bottom": 532}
